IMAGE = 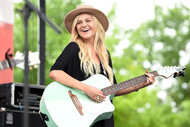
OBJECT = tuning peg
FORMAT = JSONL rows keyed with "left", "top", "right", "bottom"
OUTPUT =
{"left": 182, "top": 67, "right": 186, "bottom": 71}
{"left": 173, "top": 68, "right": 186, "bottom": 78}
{"left": 176, "top": 67, "right": 186, "bottom": 71}
{"left": 179, "top": 71, "right": 185, "bottom": 77}
{"left": 173, "top": 72, "right": 178, "bottom": 78}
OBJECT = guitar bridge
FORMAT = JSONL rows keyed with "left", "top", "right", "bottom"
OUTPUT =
{"left": 68, "top": 90, "right": 83, "bottom": 115}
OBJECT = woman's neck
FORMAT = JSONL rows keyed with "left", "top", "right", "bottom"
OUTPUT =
{"left": 83, "top": 39, "right": 94, "bottom": 50}
{"left": 83, "top": 35, "right": 95, "bottom": 46}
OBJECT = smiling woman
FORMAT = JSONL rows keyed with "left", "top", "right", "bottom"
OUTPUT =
{"left": 48, "top": 5, "right": 116, "bottom": 127}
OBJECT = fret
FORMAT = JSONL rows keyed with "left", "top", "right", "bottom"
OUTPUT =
{"left": 107, "top": 88, "right": 111, "bottom": 94}
{"left": 114, "top": 84, "right": 120, "bottom": 93}
{"left": 135, "top": 77, "right": 139, "bottom": 84}
{"left": 127, "top": 79, "right": 132, "bottom": 86}
{"left": 127, "top": 80, "right": 132, "bottom": 85}
{"left": 141, "top": 75, "right": 146, "bottom": 82}
{"left": 130, "top": 79, "right": 134, "bottom": 85}
{"left": 141, "top": 76, "right": 145, "bottom": 82}
{"left": 113, "top": 84, "right": 118, "bottom": 91}
{"left": 117, "top": 83, "right": 122, "bottom": 88}
{"left": 112, "top": 86, "right": 116, "bottom": 92}
{"left": 118, "top": 81, "right": 126, "bottom": 90}
{"left": 10, "top": 59, "right": 14, "bottom": 67}
{"left": 0, "top": 62, "right": 3, "bottom": 70}
{"left": 111, "top": 86, "right": 115, "bottom": 93}
{"left": 131, "top": 79, "right": 136, "bottom": 85}
{"left": 5, "top": 60, "right": 9, "bottom": 68}
{"left": 106, "top": 90, "right": 109, "bottom": 95}
{"left": 121, "top": 82, "right": 126, "bottom": 89}
{"left": 133, "top": 77, "right": 138, "bottom": 84}
{"left": 114, "top": 85, "right": 119, "bottom": 92}
{"left": 0, "top": 59, "right": 13, "bottom": 70}
{"left": 108, "top": 87, "right": 112, "bottom": 94}
{"left": 2, "top": 61, "right": 8, "bottom": 69}
{"left": 135, "top": 78, "right": 139, "bottom": 84}
{"left": 137, "top": 77, "right": 141, "bottom": 83}
{"left": 118, "top": 82, "right": 124, "bottom": 89}
{"left": 140, "top": 75, "right": 144, "bottom": 82}
{"left": 114, "top": 84, "right": 120, "bottom": 92}
{"left": 129, "top": 79, "right": 133, "bottom": 85}
{"left": 139, "top": 75, "right": 146, "bottom": 82}
{"left": 102, "top": 89, "right": 107, "bottom": 96}
{"left": 138, "top": 77, "right": 143, "bottom": 83}
{"left": 139, "top": 76, "right": 144, "bottom": 83}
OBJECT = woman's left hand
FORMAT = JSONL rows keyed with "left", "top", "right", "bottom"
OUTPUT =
{"left": 145, "top": 70, "right": 155, "bottom": 85}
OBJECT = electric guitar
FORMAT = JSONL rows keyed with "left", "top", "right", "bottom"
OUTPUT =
{"left": 0, "top": 51, "right": 40, "bottom": 71}
{"left": 40, "top": 66, "right": 186, "bottom": 127}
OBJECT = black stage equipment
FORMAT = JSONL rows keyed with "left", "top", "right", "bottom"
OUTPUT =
{"left": 0, "top": 83, "right": 45, "bottom": 111}
{"left": 0, "top": 108, "right": 47, "bottom": 127}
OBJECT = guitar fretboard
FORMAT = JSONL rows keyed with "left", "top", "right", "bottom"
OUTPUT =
{"left": 0, "top": 59, "right": 13, "bottom": 70}
{"left": 0, "top": 59, "right": 23, "bottom": 71}
{"left": 101, "top": 71, "right": 158, "bottom": 96}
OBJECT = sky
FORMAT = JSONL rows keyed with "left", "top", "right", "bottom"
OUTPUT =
{"left": 82, "top": 0, "right": 190, "bottom": 30}
{"left": 82, "top": 0, "right": 154, "bottom": 30}
{"left": 12, "top": 0, "right": 190, "bottom": 30}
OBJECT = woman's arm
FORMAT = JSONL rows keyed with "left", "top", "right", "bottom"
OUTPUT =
{"left": 49, "top": 70, "right": 105, "bottom": 102}
{"left": 49, "top": 70, "right": 87, "bottom": 92}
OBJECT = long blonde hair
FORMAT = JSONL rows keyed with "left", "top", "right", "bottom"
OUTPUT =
{"left": 69, "top": 14, "right": 114, "bottom": 84}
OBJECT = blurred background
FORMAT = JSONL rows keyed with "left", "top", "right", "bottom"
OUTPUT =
{"left": 11, "top": 0, "right": 190, "bottom": 126}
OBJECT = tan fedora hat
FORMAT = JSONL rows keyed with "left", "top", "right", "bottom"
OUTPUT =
{"left": 64, "top": 5, "right": 109, "bottom": 33}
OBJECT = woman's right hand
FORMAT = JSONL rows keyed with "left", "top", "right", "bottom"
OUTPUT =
{"left": 83, "top": 84, "right": 106, "bottom": 102}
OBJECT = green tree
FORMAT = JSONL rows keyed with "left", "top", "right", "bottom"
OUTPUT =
{"left": 112, "top": 4, "right": 190, "bottom": 127}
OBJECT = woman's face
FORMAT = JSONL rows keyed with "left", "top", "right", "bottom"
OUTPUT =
{"left": 76, "top": 13, "right": 96, "bottom": 42}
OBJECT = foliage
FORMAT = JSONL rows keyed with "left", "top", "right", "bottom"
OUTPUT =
{"left": 112, "top": 4, "right": 190, "bottom": 127}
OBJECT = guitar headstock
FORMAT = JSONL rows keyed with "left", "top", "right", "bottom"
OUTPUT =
{"left": 14, "top": 51, "right": 40, "bottom": 70}
{"left": 154, "top": 66, "right": 186, "bottom": 79}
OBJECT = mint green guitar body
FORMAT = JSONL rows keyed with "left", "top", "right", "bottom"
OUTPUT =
{"left": 40, "top": 74, "right": 115, "bottom": 127}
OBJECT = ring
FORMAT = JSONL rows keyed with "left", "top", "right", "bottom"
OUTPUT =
{"left": 96, "top": 96, "right": 102, "bottom": 100}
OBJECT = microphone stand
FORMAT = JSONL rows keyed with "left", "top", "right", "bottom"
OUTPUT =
{"left": 20, "top": 0, "right": 61, "bottom": 126}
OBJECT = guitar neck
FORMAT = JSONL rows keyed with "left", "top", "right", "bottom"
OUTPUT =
{"left": 101, "top": 71, "right": 159, "bottom": 96}
{"left": 0, "top": 59, "right": 19, "bottom": 71}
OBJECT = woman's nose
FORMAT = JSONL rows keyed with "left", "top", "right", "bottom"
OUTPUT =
{"left": 82, "top": 21, "right": 87, "bottom": 27}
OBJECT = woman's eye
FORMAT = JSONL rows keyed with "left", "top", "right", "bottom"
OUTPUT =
{"left": 86, "top": 19, "right": 91, "bottom": 22}
{"left": 77, "top": 21, "right": 82, "bottom": 24}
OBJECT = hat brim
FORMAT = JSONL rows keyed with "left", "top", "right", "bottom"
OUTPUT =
{"left": 64, "top": 7, "right": 109, "bottom": 33}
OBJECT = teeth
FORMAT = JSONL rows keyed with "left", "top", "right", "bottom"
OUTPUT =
{"left": 82, "top": 29, "right": 89, "bottom": 32}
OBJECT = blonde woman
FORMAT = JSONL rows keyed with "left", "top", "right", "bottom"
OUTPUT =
{"left": 49, "top": 5, "right": 155, "bottom": 127}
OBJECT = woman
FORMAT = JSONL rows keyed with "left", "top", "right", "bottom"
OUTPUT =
{"left": 49, "top": 5, "right": 155, "bottom": 127}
